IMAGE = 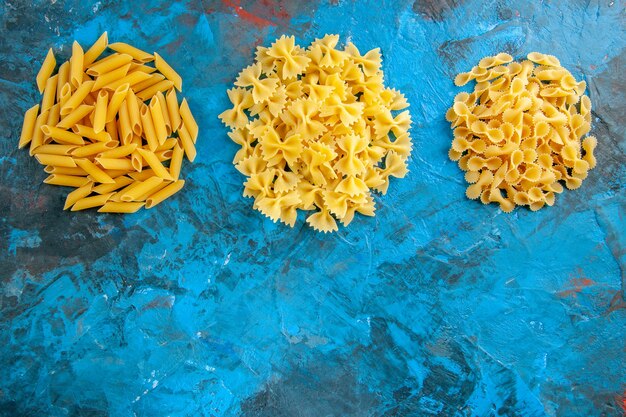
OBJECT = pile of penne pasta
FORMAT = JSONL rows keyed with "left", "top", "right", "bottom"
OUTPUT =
{"left": 18, "top": 32, "right": 198, "bottom": 213}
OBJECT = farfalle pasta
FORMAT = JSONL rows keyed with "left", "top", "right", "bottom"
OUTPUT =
{"left": 447, "top": 52, "right": 597, "bottom": 212}
{"left": 220, "top": 34, "right": 412, "bottom": 232}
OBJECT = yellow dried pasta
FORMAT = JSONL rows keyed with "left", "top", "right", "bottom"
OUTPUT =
{"left": 447, "top": 52, "right": 598, "bottom": 212}
{"left": 17, "top": 33, "right": 198, "bottom": 213}
{"left": 219, "top": 34, "right": 413, "bottom": 233}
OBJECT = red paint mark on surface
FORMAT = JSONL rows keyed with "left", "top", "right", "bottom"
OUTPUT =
{"left": 590, "top": 64, "right": 597, "bottom": 70}
{"left": 556, "top": 276, "right": 596, "bottom": 298}
{"left": 222, "top": 0, "right": 276, "bottom": 27}
{"left": 515, "top": 10, "right": 520, "bottom": 17}
{"left": 606, "top": 290, "right": 626, "bottom": 314}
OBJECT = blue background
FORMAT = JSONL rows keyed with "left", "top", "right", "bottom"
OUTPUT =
{"left": 1, "top": 0, "right": 625, "bottom": 416}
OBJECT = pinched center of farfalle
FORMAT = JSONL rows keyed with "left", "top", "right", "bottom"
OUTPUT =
{"left": 219, "top": 34, "right": 413, "bottom": 232}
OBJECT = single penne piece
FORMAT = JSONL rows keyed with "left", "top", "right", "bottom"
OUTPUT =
{"left": 44, "top": 174, "right": 90, "bottom": 188}
{"left": 118, "top": 103, "right": 133, "bottom": 145}
{"left": 129, "top": 63, "right": 157, "bottom": 74}
{"left": 29, "top": 110, "right": 50, "bottom": 155}
{"left": 149, "top": 96, "right": 167, "bottom": 145}
{"left": 154, "top": 52, "right": 182, "bottom": 91}
{"left": 165, "top": 88, "right": 182, "bottom": 131}
{"left": 92, "top": 175, "right": 133, "bottom": 194}
{"left": 91, "top": 63, "right": 130, "bottom": 91}
{"left": 74, "top": 124, "right": 112, "bottom": 142}
{"left": 120, "top": 176, "right": 163, "bottom": 201}
{"left": 145, "top": 180, "right": 185, "bottom": 208}
{"left": 102, "top": 169, "right": 131, "bottom": 179}
{"left": 56, "top": 61, "right": 70, "bottom": 98}
{"left": 83, "top": 32, "right": 108, "bottom": 68}
{"left": 178, "top": 124, "right": 197, "bottom": 162}
{"left": 32, "top": 144, "right": 77, "bottom": 155}
{"left": 36, "top": 154, "right": 77, "bottom": 168}
{"left": 71, "top": 192, "right": 114, "bottom": 211}
{"left": 129, "top": 169, "right": 156, "bottom": 181}
{"left": 155, "top": 91, "right": 172, "bottom": 135}
{"left": 126, "top": 89, "right": 142, "bottom": 136}
{"left": 40, "top": 125, "right": 84, "bottom": 146}
{"left": 130, "top": 135, "right": 143, "bottom": 172}
{"left": 64, "top": 182, "right": 94, "bottom": 210}
{"left": 18, "top": 104, "right": 40, "bottom": 149}
{"left": 179, "top": 99, "right": 198, "bottom": 142}
{"left": 70, "top": 41, "right": 84, "bottom": 88}
{"left": 41, "top": 74, "right": 58, "bottom": 112}
{"left": 157, "top": 138, "right": 178, "bottom": 151}
{"left": 44, "top": 165, "right": 87, "bottom": 175}
{"left": 105, "top": 119, "right": 119, "bottom": 142}
{"left": 36, "top": 48, "right": 56, "bottom": 93}
{"left": 93, "top": 90, "right": 109, "bottom": 133}
{"left": 98, "top": 201, "right": 144, "bottom": 213}
{"left": 71, "top": 141, "right": 118, "bottom": 157}
{"left": 136, "top": 180, "right": 171, "bottom": 201}
{"left": 103, "top": 71, "right": 151, "bottom": 91}
{"left": 169, "top": 144, "right": 183, "bottom": 181}
{"left": 106, "top": 83, "right": 130, "bottom": 122}
{"left": 86, "top": 53, "right": 132, "bottom": 76}
{"left": 132, "top": 73, "right": 165, "bottom": 92}
{"left": 74, "top": 158, "right": 116, "bottom": 184}
{"left": 46, "top": 103, "right": 61, "bottom": 127}
{"left": 58, "top": 83, "right": 72, "bottom": 109}
{"left": 108, "top": 42, "right": 153, "bottom": 62}
{"left": 135, "top": 148, "right": 173, "bottom": 179}
{"left": 57, "top": 104, "right": 94, "bottom": 129}
{"left": 98, "top": 143, "right": 137, "bottom": 159}
{"left": 61, "top": 80, "right": 95, "bottom": 115}
{"left": 95, "top": 157, "right": 134, "bottom": 171}
{"left": 136, "top": 80, "right": 174, "bottom": 101}
{"left": 139, "top": 103, "right": 159, "bottom": 151}
{"left": 155, "top": 149, "right": 173, "bottom": 162}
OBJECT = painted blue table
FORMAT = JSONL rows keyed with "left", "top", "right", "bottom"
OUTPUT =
{"left": 1, "top": 1, "right": 625, "bottom": 416}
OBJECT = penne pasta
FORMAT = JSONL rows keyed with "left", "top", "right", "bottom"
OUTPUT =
{"left": 93, "top": 89, "right": 108, "bottom": 133}
{"left": 59, "top": 83, "right": 72, "bottom": 109}
{"left": 32, "top": 144, "right": 77, "bottom": 155}
{"left": 18, "top": 104, "right": 40, "bottom": 149}
{"left": 41, "top": 74, "right": 58, "bottom": 112}
{"left": 129, "top": 169, "right": 156, "bottom": 181}
{"left": 71, "top": 192, "right": 114, "bottom": 211}
{"left": 95, "top": 157, "right": 134, "bottom": 171}
{"left": 169, "top": 144, "right": 183, "bottom": 181}
{"left": 157, "top": 138, "right": 178, "bottom": 151}
{"left": 44, "top": 165, "right": 87, "bottom": 176}
{"left": 74, "top": 124, "right": 112, "bottom": 142}
{"left": 98, "top": 143, "right": 137, "bottom": 159}
{"left": 165, "top": 88, "right": 182, "bottom": 131}
{"left": 145, "top": 180, "right": 185, "bottom": 208}
{"left": 57, "top": 104, "right": 94, "bottom": 129}
{"left": 91, "top": 63, "right": 130, "bottom": 91}
{"left": 149, "top": 96, "right": 167, "bottom": 145}
{"left": 103, "top": 71, "right": 151, "bottom": 91}
{"left": 155, "top": 149, "right": 173, "bottom": 162}
{"left": 136, "top": 79, "right": 174, "bottom": 101}
{"left": 61, "top": 80, "right": 95, "bottom": 115}
{"left": 132, "top": 73, "right": 164, "bottom": 92}
{"left": 118, "top": 102, "right": 133, "bottom": 145}
{"left": 130, "top": 135, "right": 143, "bottom": 172}
{"left": 64, "top": 182, "right": 94, "bottom": 210}
{"left": 126, "top": 89, "right": 142, "bottom": 136}
{"left": 56, "top": 61, "right": 70, "bottom": 99}
{"left": 71, "top": 141, "right": 118, "bottom": 157}
{"left": 29, "top": 110, "right": 50, "bottom": 155}
{"left": 140, "top": 103, "right": 158, "bottom": 151}
{"left": 129, "top": 63, "right": 157, "bottom": 74}
{"left": 120, "top": 176, "right": 163, "bottom": 202}
{"left": 178, "top": 124, "right": 197, "bottom": 162}
{"left": 35, "top": 153, "right": 77, "bottom": 168}
{"left": 98, "top": 201, "right": 144, "bottom": 213}
{"left": 135, "top": 148, "right": 173, "bottom": 180}
{"left": 108, "top": 42, "right": 153, "bottom": 62}
{"left": 87, "top": 53, "right": 133, "bottom": 76}
{"left": 105, "top": 119, "right": 119, "bottom": 142}
{"left": 36, "top": 48, "right": 56, "bottom": 94}
{"left": 154, "top": 52, "right": 182, "bottom": 91}
{"left": 83, "top": 32, "right": 108, "bottom": 68}
{"left": 44, "top": 174, "right": 90, "bottom": 188}
{"left": 179, "top": 99, "right": 198, "bottom": 142}
{"left": 46, "top": 103, "right": 61, "bottom": 127}
{"left": 92, "top": 175, "right": 133, "bottom": 194}
{"left": 40, "top": 125, "right": 84, "bottom": 146}
{"left": 106, "top": 83, "right": 130, "bottom": 122}
{"left": 70, "top": 41, "right": 84, "bottom": 88}
{"left": 74, "top": 158, "right": 116, "bottom": 184}
{"left": 155, "top": 91, "right": 172, "bottom": 135}
{"left": 136, "top": 180, "right": 171, "bottom": 201}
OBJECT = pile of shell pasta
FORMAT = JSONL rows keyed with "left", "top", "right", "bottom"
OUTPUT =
{"left": 18, "top": 32, "right": 198, "bottom": 213}
{"left": 219, "top": 34, "right": 412, "bottom": 233}
{"left": 447, "top": 52, "right": 597, "bottom": 212}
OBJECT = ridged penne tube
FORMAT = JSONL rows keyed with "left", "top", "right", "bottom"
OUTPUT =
{"left": 130, "top": 135, "right": 143, "bottom": 171}
{"left": 165, "top": 89, "right": 182, "bottom": 131}
{"left": 95, "top": 157, "right": 134, "bottom": 171}
{"left": 126, "top": 89, "right": 142, "bottom": 136}
{"left": 155, "top": 149, "right": 173, "bottom": 162}
{"left": 106, "top": 83, "right": 130, "bottom": 122}
{"left": 93, "top": 90, "right": 108, "bottom": 133}
{"left": 91, "top": 63, "right": 130, "bottom": 91}
{"left": 118, "top": 103, "right": 133, "bottom": 145}
{"left": 140, "top": 104, "right": 158, "bottom": 151}
{"left": 57, "top": 104, "right": 94, "bottom": 129}
{"left": 29, "top": 110, "right": 50, "bottom": 155}
{"left": 105, "top": 119, "right": 119, "bottom": 142}
{"left": 18, "top": 104, "right": 40, "bottom": 149}
{"left": 98, "top": 143, "right": 137, "bottom": 159}
{"left": 179, "top": 99, "right": 198, "bottom": 142}
{"left": 44, "top": 174, "right": 90, "bottom": 188}
{"left": 155, "top": 91, "right": 172, "bottom": 135}
{"left": 71, "top": 192, "right": 114, "bottom": 211}
{"left": 36, "top": 48, "right": 56, "bottom": 93}
{"left": 74, "top": 124, "right": 111, "bottom": 142}
{"left": 169, "top": 144, "right": 183, "bottom": 181}
{"left": 83, "top": 32, "right": 108, "bottom": 68}
{"left": 108, "top": 42, "right": 153, "bottom": 62}
{"left": 154, "top": 52, "right": 182, "bottom": 91}
{"left": 74, "top": 158, "right": 115, "bottom": 184}
{"left": 32, "top": 144, "right": 77, "bottom": 155}
{"left": 98, "top": 201, "right": 144, "bottom": 213}
{"left": 145, "top": 180, "right": 185, "bottom": 208}
{"left": 40, "top": 125, "right": 84, "bottom": 146}
{"left": 35, "top": 153, "right": 77, "bottom": 168}
{"left": 103, "top": 71, "right": 151, "bottom": 91}
{"left": 133, "top": 73, "right": 164, "bottom": 92}
{"left": 135, "top": 148, "right": 173, "bottom": 179}
{"left": 129, "top": 63, "right": 157, "bottom": 74}
{"left": 136, "top": 80, "right": 174, "bottom": 101}
{"left": 157, "top": 138, "right": 178, "bottom": 151}
{"left": 41, "top": 74, "right": 58, "bottom": 112}
{"left": 46, "top": 103, "right": 60, "bottom": 126}
{"left": 87, "top": 53, "right": 132, "bottom": 77}
{"left": 59, "top": 83, "right": 72, "bottom": 109}
{"left": 71, "top": 141, "right": 118, "bottom": 157}
{"left": 149, "top": 96, "right": 167, "bottom": 145}
{"left": 44, "top": 165, "right": 87, "bottom": 176}
{"left": 178, "top": 124, "right": 197, "bottom": 162}
{"left": 120, "top": 176, "right": 163, "bottom": 201}
{"left": 129, "top": 169, "right": 155, "bottom": 181}
{"left": 61, "top": 80, "right": 95, "bottom": 115}
{"left": 64, "top": 182, "right": 94, "bottom": 210}
{"left": 92, "top": 175, "right": 133, "bottom": 194}
{"left": 56, "top": 61, "right": 69, "bottom": 98}
{"left": 69, "top": 41, "right": 84, "bottom": 88}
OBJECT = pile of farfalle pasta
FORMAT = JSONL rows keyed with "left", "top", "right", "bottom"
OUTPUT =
{"left": 219, "top": 34, "right": 412, "bottom": 232}
{"left": 18, "top": 32, "right": 198, "bottom": 213}
{"left": 447, "top": 52, "right": 597, "bottom": 212}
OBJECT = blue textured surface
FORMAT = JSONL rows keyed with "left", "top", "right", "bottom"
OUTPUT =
{"left": 1, "top": 1, "right": 625, "bottom": 416}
